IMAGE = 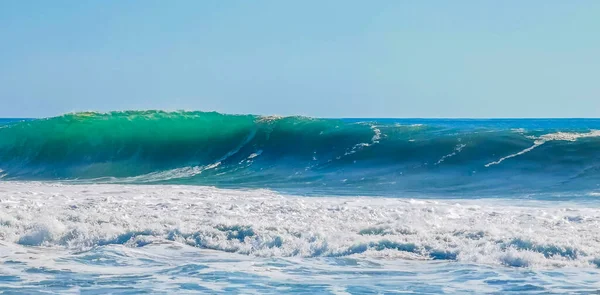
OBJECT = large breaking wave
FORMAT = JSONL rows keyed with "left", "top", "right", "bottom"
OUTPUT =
{"left": 1, "top": 111, "right": 600, "bottom": 196}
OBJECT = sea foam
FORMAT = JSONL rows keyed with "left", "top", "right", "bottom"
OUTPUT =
{"left": 1, "top": 182, "right": 599, "bottom": 269}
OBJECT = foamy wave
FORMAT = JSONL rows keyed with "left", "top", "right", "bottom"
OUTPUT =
{"left": 486, "top": 130, "right": 600, "bottom": 167}
{"left": 485, "top": 143, "right": 542, "bottom": 167}
{"left": 2, "top": 182, "right": 599, "bottom": 269}
{"left": 110, "top": 163, "right": 221, "bottom": 183}
{"left": 538, "top": 130, "right": 600, "bottom": 142}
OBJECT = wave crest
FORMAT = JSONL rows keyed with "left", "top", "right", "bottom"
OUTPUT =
{"left": 2, "top": 112, "right": 600, "bottom": 195}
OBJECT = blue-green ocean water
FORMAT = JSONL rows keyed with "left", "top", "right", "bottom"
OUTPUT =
{"left": 1, "top": 112, "right": 600, "bottom": 294}
{"left": 2, "top": 112, "right": 600, "bottom": 198}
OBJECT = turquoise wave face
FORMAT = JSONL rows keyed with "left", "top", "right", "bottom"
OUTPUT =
{"left": 1, "top": 111, "right": 600, "bottom": 198}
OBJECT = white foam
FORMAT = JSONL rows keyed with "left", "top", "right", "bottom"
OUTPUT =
{"left": 486, "top": 130, "right": 600, "bottom": 167}
{"left": 1, "top": 182, "right": 599, "bottom": 269}
{"left": 344, "top": 125, "right": 382, "bottom": 156}
{"left": 485, "top": 142, "right": 542, "bottom": 167}
{"left": 247, "top": 150, "right": 263, "bottom": 160}
{"left": 111, "top": 163, "right": 221, "bottom": 183}
{"left": 538, "top": 130, "right": 600, "bottom": 142}
{"left": 435, "top": 144, "right": 466, "bottom": 165}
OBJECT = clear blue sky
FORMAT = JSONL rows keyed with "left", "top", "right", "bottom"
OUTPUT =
{"left": 1, "top": 1, "right": 599, "bottom": 118}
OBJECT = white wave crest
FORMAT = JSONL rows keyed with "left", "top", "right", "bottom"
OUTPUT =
{"left": 485, "top": 130, "right": 600, "bottom": 167}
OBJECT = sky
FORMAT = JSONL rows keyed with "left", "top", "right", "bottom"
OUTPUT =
{"left": 0, "top": 1, "right": 599, "bottom": 118}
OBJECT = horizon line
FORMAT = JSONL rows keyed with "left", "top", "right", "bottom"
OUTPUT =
{"left": 2, "top": 115, "right": 600, "bottom": 120}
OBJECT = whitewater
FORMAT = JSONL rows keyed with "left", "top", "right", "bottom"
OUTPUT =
{"left": 2, "top": 182, "right": 600, "bottom": 293}
{"left": 2, "top": 112, "right": 600, "bottom": 294}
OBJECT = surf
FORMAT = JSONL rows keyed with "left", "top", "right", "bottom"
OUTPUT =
{"left": 1, "top": 111, "right": 600, "bottom": 197}
{"left": 3, "top": 182, "right": 600, "bottom": 269}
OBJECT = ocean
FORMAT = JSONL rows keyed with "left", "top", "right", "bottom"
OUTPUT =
{"left": 1, "top": 111, "right": 600, "bottom": 294}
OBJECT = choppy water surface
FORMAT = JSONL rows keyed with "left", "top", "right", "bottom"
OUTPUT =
{"left": 2, "top": 113, "right": 600, "bottom": 293}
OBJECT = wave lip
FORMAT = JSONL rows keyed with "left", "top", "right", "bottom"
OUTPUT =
{"left": 485, "top": 130, "right": 600, "bottom": 167}
{"left": 2, "top": 112, "right": 600, "bottom": 196}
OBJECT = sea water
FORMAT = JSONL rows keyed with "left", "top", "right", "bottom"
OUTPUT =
{"left": 1, "top": 112, "right": 600, "bottom": 294}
